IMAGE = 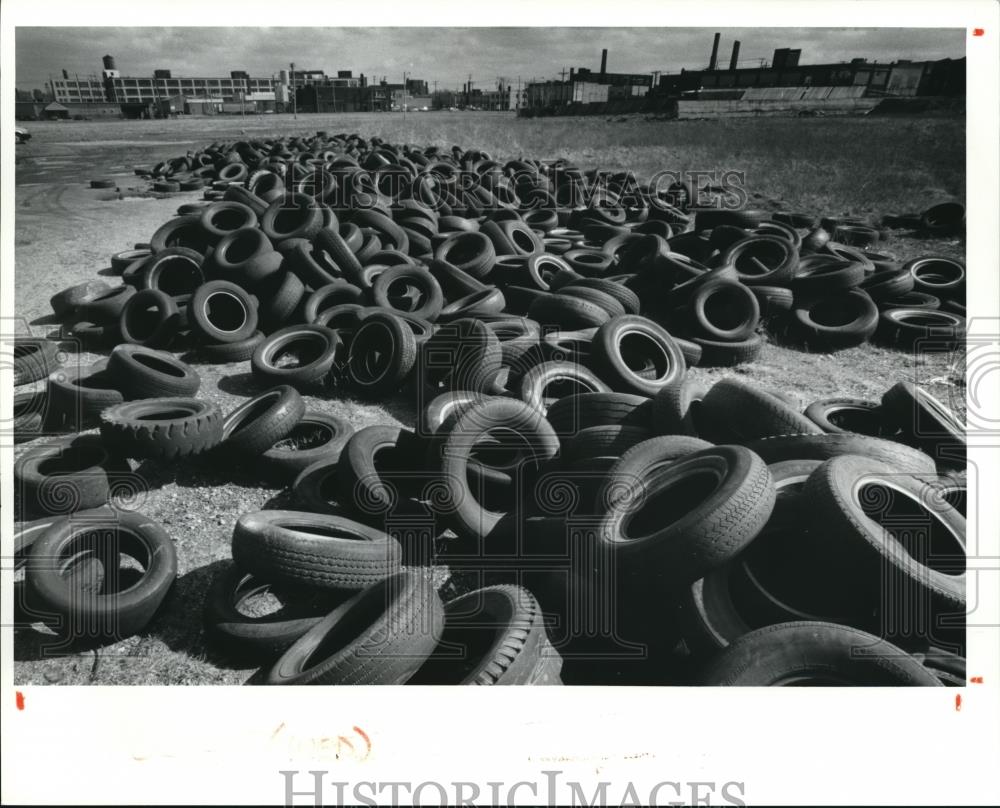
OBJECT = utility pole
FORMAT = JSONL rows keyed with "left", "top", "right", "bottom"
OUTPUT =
{"left": 559, "top": 67, "right": 568, "bottom": 81}
{"left": 402, "top": 71, "right": 407, "bottom": 117}
{"left": 290, "top": 62, "right": 297, "bottom": 119}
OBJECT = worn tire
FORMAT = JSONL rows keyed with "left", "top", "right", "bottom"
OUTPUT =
{"left": 410, "top": 585, "right": 562, "bottom": 685}
{"left": 100, "top": 397, "right": 223, "bottom": 459}
{"left": 266, "top": 571, "right": 443, "bottom": 685}
{"left": 218, "top": 385, "right": 305, "bottom": 457}
{"left": 232, "top": 510, "right": 402, "bottom": 591}
{"left": 106, "top": 344, "right": 201, "bottom": 399}
{"left": 699, "top": 378, "right": 822, "bottom": 444}
{"left": 700, "top": 622, "right": 941, "bottom": 686}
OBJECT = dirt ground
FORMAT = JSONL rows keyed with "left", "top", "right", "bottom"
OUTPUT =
{"left": 10, "top": 113, "right": 966, "bottom": 684}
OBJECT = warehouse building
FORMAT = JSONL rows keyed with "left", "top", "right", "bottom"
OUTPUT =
{"left": 525, "top": 49, "right": 651, "bottom": 111}
{"left": 655, "top": 35, "right": 966, "bottom": 98}
{"left": 48, "top": 56, "right": 278, "bottom": 105}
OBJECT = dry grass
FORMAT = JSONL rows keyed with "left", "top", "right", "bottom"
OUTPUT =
{"left": 12, "top": 112, "right": 966, "bottom": 684}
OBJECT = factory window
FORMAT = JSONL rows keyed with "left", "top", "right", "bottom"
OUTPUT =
{"left": 124, "top": 79, "right": 138, "bottom": 86}
{"left": 853, "top": 70, "right": 871, "bottom": 85}
{"left": 138, "top": 79, "right": 152, "bottom": 87}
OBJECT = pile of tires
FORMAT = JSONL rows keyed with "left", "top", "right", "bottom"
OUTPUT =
{"left": 12, "top": 133, "right": 967, "bottom": 685}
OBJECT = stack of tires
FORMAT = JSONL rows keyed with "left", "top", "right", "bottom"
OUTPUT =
{"left": 11, "top": 133, "right": 967, "bottom": 685}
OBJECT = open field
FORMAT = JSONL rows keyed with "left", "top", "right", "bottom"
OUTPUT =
{"left": 11, "top": 112, "right": 966, "bottom": 684}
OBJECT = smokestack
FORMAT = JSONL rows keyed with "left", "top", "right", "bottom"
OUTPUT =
{"left": 729, "top": 40, "right": 741, "bottom": 70}
{"left": 709, "top": 32, "right": 721, "bottom": 71}
{"left": 600, "top": 48, "right": 608, "bottom": 79}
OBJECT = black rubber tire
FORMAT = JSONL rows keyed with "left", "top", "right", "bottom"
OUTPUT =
{"left": 699, "top": 378, "right": 822, "bottom": 444}
{"left": 46, "top": 360, "right": 124, "bottom": 427}
{"left": 301, "top": 282, "right": 364, "bottom": 324}
{"left": 256, "top": 270, "right": 305, "bottom": 333}
{"left": 700, "top": 622, "right": 942, "bottom": 686}
{"left": 419, "top": 317, "right": 503, "bottom": 394}
{"left": 141, "top": 247, "right": 206, "bottom": 297}
{"left": 232, "top": 510, "right": 402, "bottom": 591}
{"left": 200, "top": 331, "right": 266, "bottom": 364}
{"left": 674, "top": 335, "right": 703, "bottom": 367}
{"left": 50, "top": 280, "right": 114, "bottom": 318}
{"left": 437, "top": 287, "right": 507, "bottom": 322}
{"left": 877, "top": 308, "right": 965, "bottom": 352}
{"left": 804, "top": 397, "right": 899, "bottom": 438}
{"left": 218, "top": 385, "right": 305, "bottom": 457}
{"left": 14, "top": 390, "right": 50, "bottom": 439}
{"left": 773, "top": 211, "right": 816, "bottom": 229}
{"left": 260, "top": 193, "right": 323, "bottom": 243}
{"left": 25, "top": 508, "right": 178, "bottom": 641}
{"left": 651, "top": 377, "right": 709, "bottom": 437}
{"left": 561, "top": 424, "right": 655, "bottom": 465}
{"left": 906, "top": 255, "right": 965, "bottom": 297}
{"left": 882, "top": 381, "right": 965, "bottom": 468}
{"left": 878, "top": 291, "right": 941, "bottom": 311}
{"left": 437, "top": 398, "right": 560, "bottom": 545}
{"left": 346, "top": 310, "right": 417, "bottom": 398}
{"left": 223, "top": 184, "right": 269, "bottom": 217}
{"left": 791, "top": 290, "right": 879, "bottom": 351}
{"left": 189, "top": 280, "right": 259, "bottom": 344}
{"left": 75, "top": 285, "right": 136, "bottom": 325}
{"left": 337, "top": 425, "right": 429, "bottom": 520}
{"left": 13, "top": 339, "right": 61, "bottom": 386}
{"left": 919, "top": 201, "right": 964, "bottom": 236}
{"left": 598, "top": 444, "right": 776, "bottom": 587}
{"left": 372, "top": 266, "right": 444, "bottom": 322}
{"left": 590, "top": 314, "right": 686, "bottom": 397}
{"left": 434, "top": 232, "right": 496, "bottom": 280}
{"left": 749, "top": 284, "right": 793, "bottom": 317}
{"left": 721, "top": 235, "right": 798, "bottom": 285}
{"left": 860, "top": 267, "right": 915, "bottom": 302}
{"left": 527, "top": 293, "right": 611, "bottom": 330}
{"left": 291, "top": 458, "right": 343, "bottom": 515}
{"left": 314, "top": 225, "right": 364, "bottom": 283}
{"left": 518, "top": 360, "right": 611, "bottom": 414}
{"left": 558, "top": 286, "right": 626, "bottom": 319}
{"left": 13, "top": 434, "right": 130, "bottom": 515}
{"left": 793, "top": 260, "right": 866, "bottom": 297}
{"left": 694, "top": 208, "right": 770, "bottom": 230}
{"left": 266, "top": 571, "right": 443, "bottom": 685}
{"left": 203, "top": 565, "right": 339, "bottom": 659}
{"left": 111, "top": 248, "right": 152, "bottom": 275}
{"left": 210, "top": 228, "right": 283, "bottom": 288}
{"left": 803, "top": 455, "right": 965, "bottom": 614}
{"left": 199, "top": 201, "right": 258, "bottom": 241}
{"left": 410, "top": 585, "right": 562, "bottom": 685}
{"left": 119, "top": 288, "right": 181, "bottom": 348}
{"left": 106, "top": 344, "right": 201, "bottom": 399}
{"left": 544, "top": 391, "right": 653, "bottom": 437}
{"left": 690, "top": 334, "right": 763, "bottom": 367}
{"left": 100, "top": 397, "right": 223, "bottom": 460}
{"left": 743, "top": 432, "right": 936, "bottom": 474}
{"left": 688, "top": 279, "right": 760, "bottom": 341}
{"left": 251, "top": 324, "right": 343, "bottom": 389}
{"left": 261, "top": 411, "right": 354, "bottom": 483}
{"left": 676, "top": 562, "right": 756, "bottom": 656}
{"left": 564, "top": 277, "right": 640, "bottom": 315}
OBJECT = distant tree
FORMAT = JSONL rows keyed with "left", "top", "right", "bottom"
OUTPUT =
{"left": 32, "top": 88, "right": 46, "bottom": 101}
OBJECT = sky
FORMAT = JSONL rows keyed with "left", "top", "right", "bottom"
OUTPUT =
{"left": 15, "top": 27, "right": 965, "bottom": 92}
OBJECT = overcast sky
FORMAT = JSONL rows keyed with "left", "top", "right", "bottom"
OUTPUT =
{"left": 15, "top": 27, "right": 964, "bottom": 91}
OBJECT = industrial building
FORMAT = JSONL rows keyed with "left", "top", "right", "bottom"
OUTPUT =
{"left": 655, "top": 33, "right": 966, "bottom": 99}
{"left": 522, "top": 38, "right": 964, "bottom": 118}
{"left": 525, "top": 49, "right": 651, "bottom": 111}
